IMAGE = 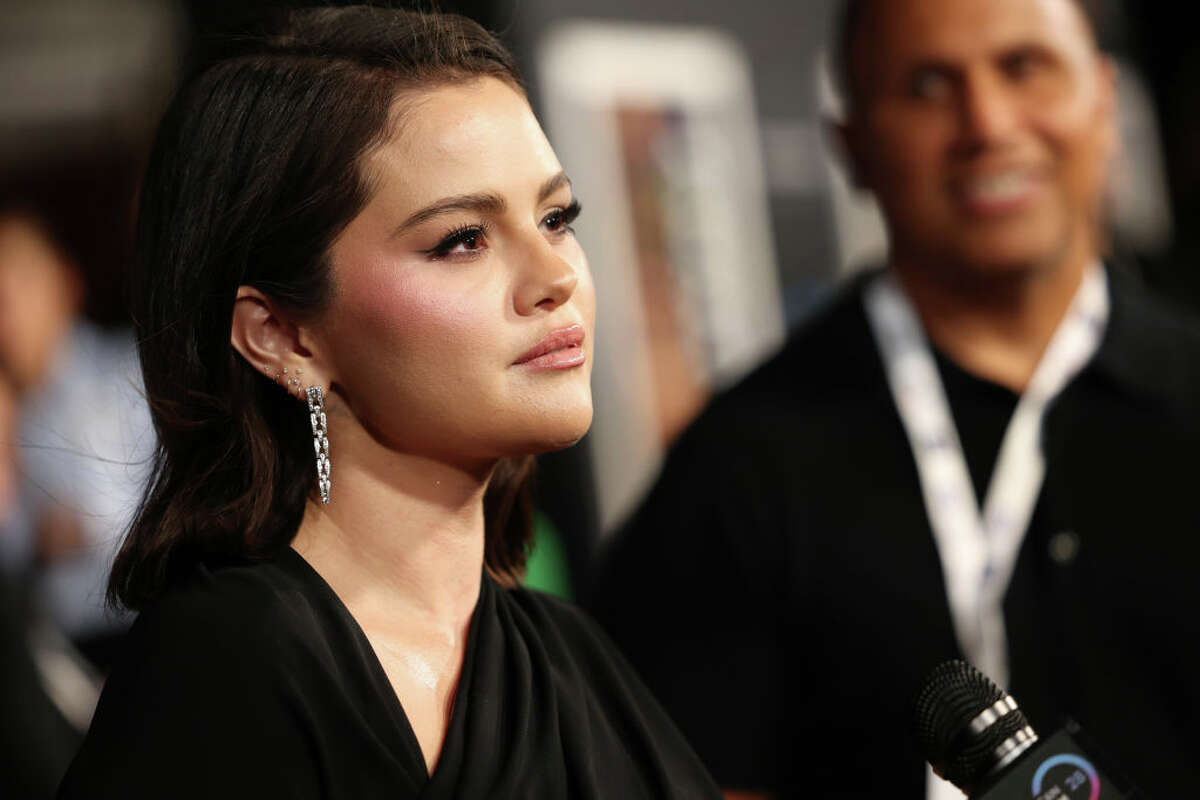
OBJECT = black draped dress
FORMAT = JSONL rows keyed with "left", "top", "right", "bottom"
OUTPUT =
{"left": 58, "top": 548, "right": 720, "bottom": 799}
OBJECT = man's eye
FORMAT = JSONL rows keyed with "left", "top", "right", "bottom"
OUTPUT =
{"left": 911, "top": 68, "right": 953, "bottom": 100}
{"left": 1001, "top": 48, "right": 1051, "bottom": 82}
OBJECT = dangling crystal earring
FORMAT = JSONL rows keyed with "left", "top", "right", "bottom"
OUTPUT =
{"left": 306, "top": 386, "right": 331, "bottom": 504}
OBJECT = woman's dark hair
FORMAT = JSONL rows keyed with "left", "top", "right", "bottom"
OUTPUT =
{"left": 111, "top": 6, "right": 532, "bottom": 610}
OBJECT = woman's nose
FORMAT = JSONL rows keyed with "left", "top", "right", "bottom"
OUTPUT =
{"left": 513, "top": 239, "right": 579, "bottom": 315}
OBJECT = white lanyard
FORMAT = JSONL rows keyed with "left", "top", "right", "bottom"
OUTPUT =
{"left": 863, "top": 265, "right": 1108, "bottom": 689}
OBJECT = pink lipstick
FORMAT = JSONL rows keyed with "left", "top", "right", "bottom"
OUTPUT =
{"left": 512, "top": 324, "right": 586, "bottom": 370}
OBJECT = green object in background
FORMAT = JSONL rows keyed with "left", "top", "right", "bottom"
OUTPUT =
{"left": 523, "top": 512, "right": 573, "bottom": 600}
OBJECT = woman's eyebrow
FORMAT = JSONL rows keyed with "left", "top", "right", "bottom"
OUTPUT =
{"left": 392, "top": 172, "right": 571, "bottom": 237}
{"left": 393, "top": 192, "right": 506, "bottom": 236}
{"left": 538, "top": 171, "right": 571, "bottom": 204}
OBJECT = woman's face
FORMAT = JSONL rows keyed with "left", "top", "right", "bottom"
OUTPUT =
{"left": 316, "top": 77, "right": 594, "bottom": 467}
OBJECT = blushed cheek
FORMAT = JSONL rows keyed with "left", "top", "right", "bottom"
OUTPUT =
{"left": 337, "top": 261, "right": 495, "bottom": 365}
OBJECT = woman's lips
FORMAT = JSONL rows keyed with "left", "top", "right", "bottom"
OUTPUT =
{"left": 512, "top": 323, "right": 586, "bottom": 370}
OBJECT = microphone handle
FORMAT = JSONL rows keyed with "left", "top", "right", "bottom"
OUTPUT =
{"left": 972, "top": 722, "right": 1142, "bottom": 800}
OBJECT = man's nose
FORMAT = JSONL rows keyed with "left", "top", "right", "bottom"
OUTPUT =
{"left": 955, "top": 70, "right": 1020, "bottom": 150}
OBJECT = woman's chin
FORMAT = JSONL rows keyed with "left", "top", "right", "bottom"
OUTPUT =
{"left": 513, "top": 406, "right": 594, "bottom": 455}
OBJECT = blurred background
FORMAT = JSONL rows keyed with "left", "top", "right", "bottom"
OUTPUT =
{"left": 0, "top": 0, "right": 1197, "bottom": 793}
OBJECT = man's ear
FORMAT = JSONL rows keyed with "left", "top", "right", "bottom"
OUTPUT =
{"left": 828, "top": 116, "right": 871, "bottom": 192}
{"left": 230, "top": 286, "right": 325, "bottom": 397}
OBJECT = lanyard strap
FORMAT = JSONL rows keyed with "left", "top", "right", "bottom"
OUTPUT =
{"left": 863, "top": 265, "right": 1108, "bottom": 688}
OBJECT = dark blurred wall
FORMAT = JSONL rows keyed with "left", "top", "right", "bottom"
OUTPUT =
{"left": 1123, "top": 4, "right": 1200, "bottom": 311}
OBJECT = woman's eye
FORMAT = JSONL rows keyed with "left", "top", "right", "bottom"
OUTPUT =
{"left": 426, "top": 225, "right": 488, "bottom": 259}
{"left": 543, "top": 200, "right": 582, "bottom": 234}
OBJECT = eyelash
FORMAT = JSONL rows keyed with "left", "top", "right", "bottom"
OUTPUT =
{"left": 423, "top": 200, "right": 583, "bottom": 260}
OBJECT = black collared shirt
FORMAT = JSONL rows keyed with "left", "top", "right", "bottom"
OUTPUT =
{"left": 589, "top": 266, "right": 1200, "bottom": 798}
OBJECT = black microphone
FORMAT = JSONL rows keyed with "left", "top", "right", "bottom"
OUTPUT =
{"left": 913, "top": 660, "right": 1142, "bottom": 799}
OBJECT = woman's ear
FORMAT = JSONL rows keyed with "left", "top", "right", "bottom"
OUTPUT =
{"left": 230, "top": 286, "right": 326, "bottom": 398}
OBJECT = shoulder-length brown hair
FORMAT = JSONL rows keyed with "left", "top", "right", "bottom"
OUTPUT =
{"left": 111, "top": 6, "right": 534, "bottom": 610}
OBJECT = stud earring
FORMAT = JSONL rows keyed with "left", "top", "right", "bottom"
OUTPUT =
{"left": 306, "top": 386, "right": 331, "bottom": 504}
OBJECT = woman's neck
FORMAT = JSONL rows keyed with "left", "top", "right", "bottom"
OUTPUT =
{"left": 290, "top": 418, "right": 494, "bottom": 633}
{"left": 891, "top": 252, "right": 1093, "bottom": 393}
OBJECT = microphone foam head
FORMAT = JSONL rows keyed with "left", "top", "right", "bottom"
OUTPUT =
{"left": 913, "top": 660, "right": 1036, "bottom": 794}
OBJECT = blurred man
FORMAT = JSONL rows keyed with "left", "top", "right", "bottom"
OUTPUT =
{"left": 0, "top": 369, "right": 82, "bottom": 799}
{"left": 0, "top": 205, "right": 151, "bottom": 668}
{"left": 590, "top": 0, "right": 1200, "bottom": 797}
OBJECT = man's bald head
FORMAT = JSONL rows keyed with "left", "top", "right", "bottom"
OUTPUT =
{"left": 834, "top": 0, "right": 1103, "bottom": 112}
